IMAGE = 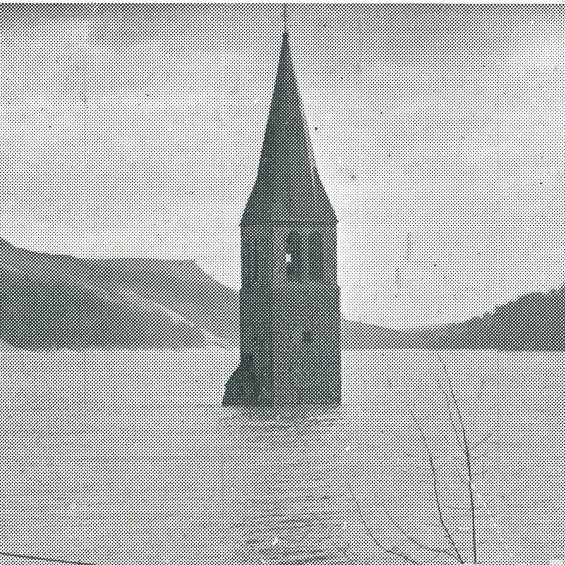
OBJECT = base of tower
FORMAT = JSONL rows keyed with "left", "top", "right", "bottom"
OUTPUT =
{"left": 222, "top": 363, "right": 260, "bottom": 406}
{"left": 222, "top": 364, "right": 341, "bottom": 406}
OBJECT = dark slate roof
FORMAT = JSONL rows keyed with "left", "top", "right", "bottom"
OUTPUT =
{"left": 241, "top": 32, "right": 338, "bottom": 225}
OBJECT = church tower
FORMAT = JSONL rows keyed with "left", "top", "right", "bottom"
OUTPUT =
{"left": 223, "top": 24, "right": 340, "bottom": 406}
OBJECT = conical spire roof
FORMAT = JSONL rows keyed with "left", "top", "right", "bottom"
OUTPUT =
{"left": 241, "top": 32, "right": 338, "bottom": 225}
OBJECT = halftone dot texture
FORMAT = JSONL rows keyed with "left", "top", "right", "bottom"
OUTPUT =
{"left": 0, "top": 3, "right": 564, "bottom": 565}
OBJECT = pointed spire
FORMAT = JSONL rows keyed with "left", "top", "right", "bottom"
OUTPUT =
{"left": 241, "top": 23, "right": 337, "bottom": 225}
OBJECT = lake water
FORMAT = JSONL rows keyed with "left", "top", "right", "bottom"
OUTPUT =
{"left": 0, "top": 349, "right": 563, "bottom": 565}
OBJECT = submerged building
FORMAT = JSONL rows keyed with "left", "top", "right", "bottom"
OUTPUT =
{"left": 223, "top": 27, "right": 340, "bottom": 406}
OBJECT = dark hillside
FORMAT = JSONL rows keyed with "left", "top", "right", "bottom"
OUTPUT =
{"left": 1, "top": 238, "right": 563, "bottom": 351}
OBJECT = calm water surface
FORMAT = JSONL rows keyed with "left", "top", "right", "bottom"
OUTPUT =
{"left": 0, "top": 349, "right": 563, "bottom": 564}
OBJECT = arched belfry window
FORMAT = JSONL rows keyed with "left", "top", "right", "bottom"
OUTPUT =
{"left": 308, "top": 232, "right": 323, "bottom": 281}
{"left": 285, "top": 231, "right": 301, "bottom": 281}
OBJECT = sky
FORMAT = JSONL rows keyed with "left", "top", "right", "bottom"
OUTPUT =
{"left": 0, "top": 4, "right": 564, "bottom": 328}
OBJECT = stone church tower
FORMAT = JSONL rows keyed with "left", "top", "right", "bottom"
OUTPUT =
{"left": 223, "top": 28, "right": 340, "bottom": 406}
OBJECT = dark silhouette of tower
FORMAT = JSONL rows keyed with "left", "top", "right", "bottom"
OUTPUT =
{"left": 223, "top": 27, "right": 340, "bottom": 406}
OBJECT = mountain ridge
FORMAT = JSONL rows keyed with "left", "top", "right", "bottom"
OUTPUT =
{"left": 1, "top": 238, "right": 563, "bottom": 350}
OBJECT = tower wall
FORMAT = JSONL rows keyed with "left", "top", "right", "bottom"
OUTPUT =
{"left": 224, "top": 30, "right": 341, "bottom": 407}
{"left": 240, "top": 224, "right": 341, "bottom": 405}
{"left": 270, "top": 285, "right": 341, "bottom": 404}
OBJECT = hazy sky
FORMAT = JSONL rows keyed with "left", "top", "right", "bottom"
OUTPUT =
{"left": 0, "top": 4, "right": 564, "bottom": 328}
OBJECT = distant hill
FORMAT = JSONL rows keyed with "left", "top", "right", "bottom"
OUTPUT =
{"left": 0, "top": 238, "right": 219, "bottom": 349}
{"left": 440, "top": 287, "right": 564, "bottom": 351}
{"left": 0, "top": 238, "right": 563, "bottom": 350}
{"left": 342, "top": 288, "right": 565, "bottom": 350}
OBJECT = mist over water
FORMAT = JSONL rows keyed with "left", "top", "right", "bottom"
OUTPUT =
{"left": 0, "top": 349, "right": 562, "bottom": 564}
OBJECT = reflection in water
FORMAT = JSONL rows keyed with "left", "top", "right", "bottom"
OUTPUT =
{"left": 221, "top": 405, "right": 350, "bottom": 564}
{"left": 0, "top": 349, "right": 562, "bottom": 564}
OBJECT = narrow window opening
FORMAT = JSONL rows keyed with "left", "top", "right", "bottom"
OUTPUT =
{"left": 302, "top": 330, "right": 313, "bottom": 344}
{"left": 252, "top": 238, "right": 259, "bottom": 281}
{"left": 308, "top": 232, "right": 323, "bottom": 281}
{"left": 285, "top": 231, "right": 301, "bottom": 281}
{"left": 243, "top": 354, "right": 253, "bottom": 370}
{"left": 242, "top": 243, "right": 251, "bottom": 287}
